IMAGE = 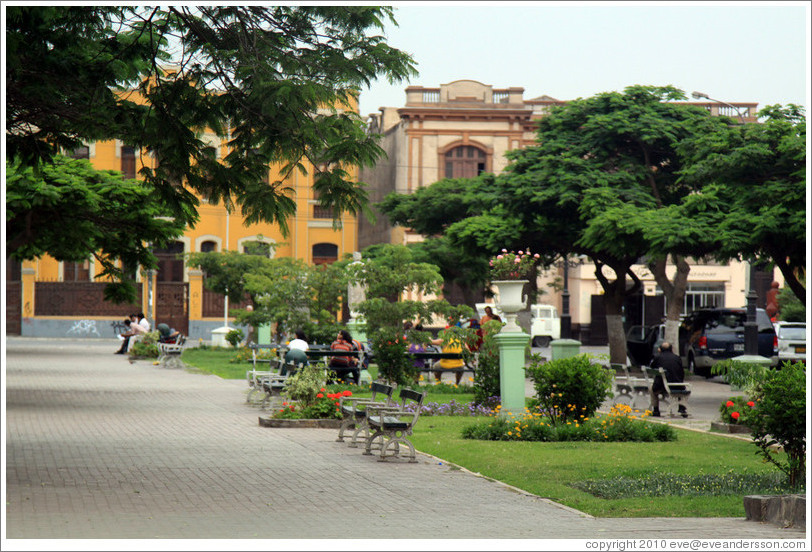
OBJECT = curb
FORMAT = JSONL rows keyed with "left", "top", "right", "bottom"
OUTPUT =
{"left": 258, "top": 416, "right": 342, "bottom": 428}
{"left": 744, "top": 494, "right": 806, "bottom": 529}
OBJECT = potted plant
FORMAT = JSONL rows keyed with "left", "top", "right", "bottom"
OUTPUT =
{"left": 489, "top": 249, "right": 538, "bottom": 331}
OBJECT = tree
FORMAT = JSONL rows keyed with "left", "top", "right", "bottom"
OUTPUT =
{"left": 7, "top": 6, "right": 416, "bottom": 275}
{"left": 349, "top": 244, "right": 472, "bottom": 385}
{"left": 6, "top": 155, "right": 186, "bottom": 302}
{"left": 187, "top": 250, "right": 348, "bottom": 344}
{"left": 677, "top": 104, "right": 807, "bottom": 305}
{"left": 446, "top": 86, "right": 714, "bottom": 363}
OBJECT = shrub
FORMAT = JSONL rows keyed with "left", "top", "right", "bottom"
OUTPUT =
{"left": 711, "top": 359, "right": 768, "bottom": 392}
{"left": 282, "top": 363, "right": 328, "bottom": 406}
{"left": 225, "top": 328, "right": 244, "bottom": 348}
{"left": 472, "top": 320, "right": 503, "bottom": 406}
{"left": 370, "top": 326, "right": 416, "bottom": 386}
{"left": 719, "top": 395, "right": 756, "bottom": 425}
{"left": 129, "top": 331, "right": 160, "bottom": 358}
{"left": 525, "top": 354, "right": 613, "bottom": 422}
{"left": 461, "top": 404, "right": 676, "bottom": 443}
{"left": 747, "top": 361, "right": 806, "bottom": 488}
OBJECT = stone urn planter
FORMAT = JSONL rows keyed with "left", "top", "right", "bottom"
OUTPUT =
{"left": 492, "top": 279, "right": 528, "bottom": 332}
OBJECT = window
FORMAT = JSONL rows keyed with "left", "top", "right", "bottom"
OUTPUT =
{"left": 154, "top": 241, "right": 185, "bottom": 282}
{"left": 200, "top": 240, "right": 218, "bottom": 253}
{"left": 63, "top": 260, "right": 90, "bottom": 281}
{"left": 683, "top": 283, "right": 725, "bottom": 314}
{"left": 444, "top": 145, "right": 486, "bottom": 179}
{"left": 68, "top": 145, "right": 90, "bottom": 159}
{"left": 121, "top": 146, "right": 136, "bottom": 179}
{"left": 312, "top": 243, "right": 338, "bottom": 265}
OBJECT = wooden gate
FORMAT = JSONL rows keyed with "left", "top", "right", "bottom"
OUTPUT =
{"left": 6, "top": 281, "right": 22, "bottom": 335}
{"left": 156, "top": 282, "right": 189, "bottom": 335}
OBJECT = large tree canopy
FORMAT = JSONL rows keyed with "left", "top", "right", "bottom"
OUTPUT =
{"left": 6, "top": 6, "right": 417, "bottom": 251}
{"left": 6, "top": 155, "right": 186, "bottom": 302}
{"left": 676, "top": 104, "right": 807, "bottom": 304}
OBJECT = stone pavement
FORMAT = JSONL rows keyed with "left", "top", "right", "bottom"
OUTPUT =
{"left": 3, "top": 337, "right": 806, "bottom": 544}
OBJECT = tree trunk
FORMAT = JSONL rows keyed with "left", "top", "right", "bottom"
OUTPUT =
{"left": 594, "top": 258, "right": 641, "bottom": 365}
{"left": 649, "top": 255, "right": 690, "bottom": 350}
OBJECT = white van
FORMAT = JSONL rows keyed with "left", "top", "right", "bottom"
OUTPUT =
{"left": 530, "top": 304, "right": 561, "bottom": 347}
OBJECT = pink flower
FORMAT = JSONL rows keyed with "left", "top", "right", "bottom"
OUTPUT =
{"left": 534, "top": 253, "right": 540, "bottom": 258}
{"left": 501, "top": 248, "right": 507, "bottom": 253}
{"left": 514, "top": 258, "right": 521, "bottom": 263}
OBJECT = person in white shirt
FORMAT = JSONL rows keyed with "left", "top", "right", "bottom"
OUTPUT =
{"left": 115, "top": 318, "right": 147, "bottom": 354}
{"left": 136, "top": 312, "right": 150, "bottom": 332}
{"left": 285, "top": 329, "right": 309, "bottom": 367}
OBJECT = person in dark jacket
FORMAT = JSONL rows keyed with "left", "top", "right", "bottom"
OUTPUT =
{"left": 649, "top": 341, "right": 687, "bottom": 417}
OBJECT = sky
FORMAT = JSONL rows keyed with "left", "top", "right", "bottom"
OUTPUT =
{"left": 356, "top": 1, "right": 810, "bottom": 117}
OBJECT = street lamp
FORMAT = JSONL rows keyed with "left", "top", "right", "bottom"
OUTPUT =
{"left": 561, "top": 258, "right": 571, "bottom": 339}
{"left": 692, "top": 91, "right": 758, "bottom": 355}
{"left": 691, "top": 91, "right": 746, "bottom": 124}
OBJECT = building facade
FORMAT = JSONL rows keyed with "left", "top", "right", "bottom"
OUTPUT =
{"left": 7, "top": 125, "right": 358, "bottom": 340}
{"left": 358, "top": 80, "right": 777, "bottom": 342}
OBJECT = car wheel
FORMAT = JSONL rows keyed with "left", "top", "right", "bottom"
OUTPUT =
{"left": 533, "top": 336, "right": 551, "bottom": 348}
{"left": 688, "top": 353, "right": 710, "bottom": 378}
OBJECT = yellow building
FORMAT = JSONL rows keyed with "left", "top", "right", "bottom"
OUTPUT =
{"left": 7, "top": 114, "right": 359, "bottom": 340}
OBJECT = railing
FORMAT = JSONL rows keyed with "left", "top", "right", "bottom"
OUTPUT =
{"left": 492, "top": 91, "right": 509, "bottom": 104}
{"left": 34, "top": 282, "right": 142, "bottom": 316}
{"left": 422, "top": 90, "right": 440, "bottom": 103}
{"left": 201, "top": 287, "right": 251, "bottom": 318}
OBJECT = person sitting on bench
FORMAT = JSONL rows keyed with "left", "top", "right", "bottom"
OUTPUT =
{"left": 649, "top": 341, "right": 687, "bottom": 418}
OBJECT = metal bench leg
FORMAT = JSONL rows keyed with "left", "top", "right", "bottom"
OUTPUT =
{"left": 363, "top": 430, "right": 385, "bottom": 455}
{"left": 336, "top": 418, "right": 356, "bottom": 442}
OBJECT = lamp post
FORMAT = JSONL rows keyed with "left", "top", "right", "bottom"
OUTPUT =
{"left": 692, "top": 91, "right": 758, "bottom": 355}
{"left": 560, "top": 258, "right": 571, "bottom": 339}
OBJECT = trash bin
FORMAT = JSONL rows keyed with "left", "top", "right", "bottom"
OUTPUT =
{"left": 550, "top": 338, "right": 581, "bottom": 360}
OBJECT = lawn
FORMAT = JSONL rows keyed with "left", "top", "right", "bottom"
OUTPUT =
{"left": 181, "top": 347, "right": 796, "bottom": 518}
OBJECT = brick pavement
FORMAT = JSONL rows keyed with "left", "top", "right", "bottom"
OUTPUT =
{"left": 3, "top": 338, "right": 805, "bottom": 543}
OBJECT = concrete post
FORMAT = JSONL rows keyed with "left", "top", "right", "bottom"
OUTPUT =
{"left": 494, "top": 330, "right": 530, "bottom": 416}
{"left": 551, "top": 338, "right": 582, "bottom": 361}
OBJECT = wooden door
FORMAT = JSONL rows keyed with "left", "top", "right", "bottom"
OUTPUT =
{"left": 156, "top": 282, "right": 188, "bottom": 335}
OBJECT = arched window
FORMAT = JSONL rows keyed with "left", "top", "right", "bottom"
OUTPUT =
{"left": 200, "top": 240, "right": 218, "bottom": 253}
{"left": 312, "top": 243, "right": 338, "bottom": 265}
{"left": 444, "top": 145, "right": 486, "bottom": 179}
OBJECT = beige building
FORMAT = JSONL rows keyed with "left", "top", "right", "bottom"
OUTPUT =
{"left": 359, "top": 80, "right": 779, "bottom": 343}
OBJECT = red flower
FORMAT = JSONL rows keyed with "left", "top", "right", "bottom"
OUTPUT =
{"left": 289, "top": 405, "right": 295, "bottom": 411}
{"left": 731, "top": 412, "right": 740, "bottom": 420}
{"left": 726, "top": 400, "right": 735, "bottom": 407}
{"left": 747, "top": 401, "right": 755, "bottom": 407}
{"left": 342, "top": 390, "right": 353, "bottom": 396}
{"left": 316, "top": 393, "right": 324, "bottom": 398}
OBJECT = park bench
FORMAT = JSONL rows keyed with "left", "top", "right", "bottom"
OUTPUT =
{"left": 246, "top": 358, "right": 281, "bottom": 403}
{"left": 336, "top": 382, "right": 397, "bottom": 447}
{"left": 645, "top": 366, "right": 692, "bottom": 418}
{"left": 248, "top": 343, "right": 284, "bottom": 370}
{"left": 608, "top": 363, "right": 636, "bottom": 407}
{"left": 156, "top": 334, "right": 186, "bottom": 369}
{"left": 410, "top": 349, "right": 475, "bottom": 381}
{"left": 362, "top": 388, "right": 427, "bottom": 463}
{"left": 259, "top": 361, "right": 300, "bottom": 409}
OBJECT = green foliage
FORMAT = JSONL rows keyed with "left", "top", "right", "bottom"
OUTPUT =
{"left": 461, "top": 405, "right": 676, "bottom": 443}
{"left": 282, "top": 363, "right": 328, "bottom": 407}
{"left": 225, "top": 329, "right": 244, "bottom": 348}
{"left": 719, "top": 396, "right": 756, "bottom": 426}
{"left": 526, "top": 354, "right": 614, "bottom": 422}
{"left": 7, "top": 6, "right": 416, "bottom": 237}
{"left": 187, "top": 251, "right": 347, "bottom": 342}
{"left": 747, "top": 361, "right": 806, "bottom": 488}
{"left": 5, "top": 156, "right": 186, "bottom": 303}
{"left": 472, "top": 320, "right": 503, "bottom": 405}
{"left": 572, "top": 471, "right": 796, "bottom": 499}
{"left": 777, "top": 285, "right": 806, "bottom": 322}
{"left": 710, "top": 359, "right": 769, "bottom": 393}
{"left": 273, "top": 388, "right": 353, "bottom": 420}
{"left": 129, "top": 331, "right": 161, "bottom": 358}
{"left": 369, "top": 327, "right": 416, "bottom": 387}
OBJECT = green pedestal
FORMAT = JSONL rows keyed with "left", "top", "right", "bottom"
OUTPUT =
{"left": 346, "top": 318, "right": 367, "bottom": 343}
{"left": 551, "top": 338, "right": 581, "bottom": 360}
{"left": 494, "top": 330, "right": 531, "bottom": 417}
{"left": 257, "top": 324, "right": 271, "bottom": 345}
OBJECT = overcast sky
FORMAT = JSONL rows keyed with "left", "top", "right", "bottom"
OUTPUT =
{"left": 357, "top": 2, "right": 810, "bottom": 117}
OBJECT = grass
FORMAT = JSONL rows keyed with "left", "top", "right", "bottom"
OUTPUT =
{"left": 410, "top": 416, "right": 798, "bottom": 518}
{"left": 182, "top": 347, "right": 799, "bottom": 518}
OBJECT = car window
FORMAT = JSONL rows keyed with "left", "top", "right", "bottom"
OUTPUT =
{"left": 778, "top": 326, "right": 806, "bottom": 340}
{"left": 705, "top": 312, "right": 745, "bottom": 334}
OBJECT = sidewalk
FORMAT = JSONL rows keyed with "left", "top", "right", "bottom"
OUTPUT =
{"left": 3, "top": 337, "right": 804, "bottom": 543}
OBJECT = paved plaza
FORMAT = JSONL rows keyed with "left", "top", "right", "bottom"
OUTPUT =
{"left": 3, "top": 337, "right": 806, "bottom": 546}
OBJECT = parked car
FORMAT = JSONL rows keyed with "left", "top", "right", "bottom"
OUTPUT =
{"left": 529, "top": 304, "right": 561, "bottom": 347}
{"left": 626, "top": 308, "right": 778, "bottom": 376}
{"left": 678, "top": 307, "right": 778, "bottom": 377}
{"left": 773, "top": 321, "right": 806, "bottom": 365}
